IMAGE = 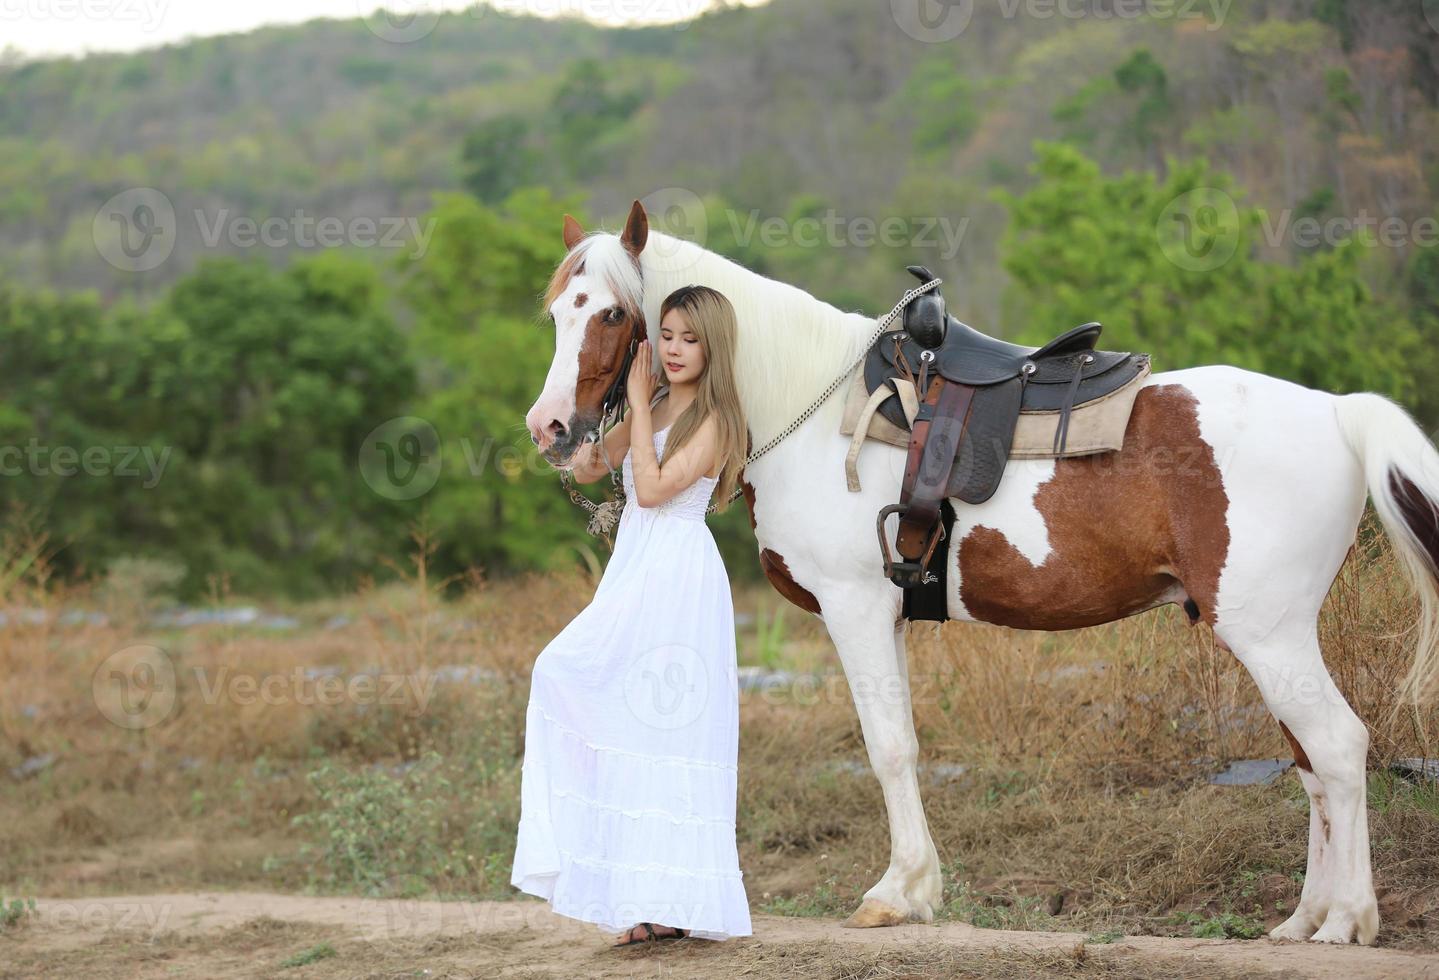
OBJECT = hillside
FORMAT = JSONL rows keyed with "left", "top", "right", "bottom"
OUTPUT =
{"left": 2, "top": 1, "right": 1435, "bottom": 323}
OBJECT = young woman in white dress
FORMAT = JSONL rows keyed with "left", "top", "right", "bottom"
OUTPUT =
{"left": 510, "top": 284, "right": 754, "bottom": 947}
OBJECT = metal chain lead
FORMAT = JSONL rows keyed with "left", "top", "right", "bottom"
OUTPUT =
{"left": 560, "top": 277, "right": 942, "bottom": 527}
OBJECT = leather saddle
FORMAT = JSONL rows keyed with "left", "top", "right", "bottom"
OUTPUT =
{"left": 867, "top": 266, "right": 1149, "bottom": 590}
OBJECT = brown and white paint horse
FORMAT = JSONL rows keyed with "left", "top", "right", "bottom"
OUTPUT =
{"left": 525, "top": 201, "right": 1439, "bottom": 945}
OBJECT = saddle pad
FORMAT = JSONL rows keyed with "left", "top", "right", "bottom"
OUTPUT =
{"left": 838, "top": 361, "right": 1151, "bottom": 492}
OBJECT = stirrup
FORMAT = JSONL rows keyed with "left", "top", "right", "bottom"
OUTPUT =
{"left": 877, "top": 503, "right": 945, "bottom": 589}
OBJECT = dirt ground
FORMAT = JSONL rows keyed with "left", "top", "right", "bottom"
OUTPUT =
{"left": 5, "top": 892, "right": 1438, "bottom": 980}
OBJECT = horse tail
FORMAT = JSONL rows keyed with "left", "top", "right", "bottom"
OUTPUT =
{"left": 1335, "top": 392, "right": 1439, "bottom": 703}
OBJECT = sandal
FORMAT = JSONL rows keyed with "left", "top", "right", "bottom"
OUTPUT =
{"left": 612, "top": 922, "right": 689, "bottom": 947}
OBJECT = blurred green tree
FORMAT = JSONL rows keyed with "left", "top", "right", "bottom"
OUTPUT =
{"left": 997, "top": 143, "right": 1426, "bottom": 410}
{"left": 0, "top": 252, "right": 416, "bottom": 597}
{"left": 399, "top": 187, "right": 593, "bottom": 578}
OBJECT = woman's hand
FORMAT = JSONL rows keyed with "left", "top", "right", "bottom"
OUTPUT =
{"left": 627, "top": 339, "right": 658, "bottom": 410}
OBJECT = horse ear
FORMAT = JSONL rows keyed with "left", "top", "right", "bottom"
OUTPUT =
{"left": 562, "top": 214, "right": 585, "bottom": 251}
{"left": 620, "top": 200, "right": 648, "bottom": 257}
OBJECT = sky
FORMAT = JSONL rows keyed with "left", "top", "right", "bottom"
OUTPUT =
{"left": 1, "top": 0, "right": 753, "bottom": 59}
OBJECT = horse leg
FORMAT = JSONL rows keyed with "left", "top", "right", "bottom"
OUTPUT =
{"left": 1219, "top": 624, "right": 1378, "bottom": 944}
{"left": 885, "top": 618, "right": 944, "bottom": 912}
{"left": 821, "top": 593, "right": 943, "bottom": 926}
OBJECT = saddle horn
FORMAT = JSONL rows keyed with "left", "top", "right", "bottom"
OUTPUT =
{"left": 903, "top": 265, "right": 947, "bottom": 349}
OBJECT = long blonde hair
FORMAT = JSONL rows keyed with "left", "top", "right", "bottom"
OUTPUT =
{"left": 653, "top": 285, "right": 748, "bottom": 514}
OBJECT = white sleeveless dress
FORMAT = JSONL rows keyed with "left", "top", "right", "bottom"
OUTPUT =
{"left": 510, "top": 421, "right": 752, "bottom": 941}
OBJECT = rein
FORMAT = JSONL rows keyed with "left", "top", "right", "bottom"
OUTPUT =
{"left": 559, "top": 277, "right": 943, "bottom": 535}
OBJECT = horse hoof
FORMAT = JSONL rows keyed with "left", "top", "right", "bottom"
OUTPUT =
{"left": 1310, "top": 925, "right": 1354, "bottom": 944}
{"left": 1311, "top": 905, "right": 1378, "bottom": 945}
{"left": 1268, "top": 914, "right": 1318, "bottom": 942}
{"left": 842, "top": 898, "right": 908, "bottom": 928}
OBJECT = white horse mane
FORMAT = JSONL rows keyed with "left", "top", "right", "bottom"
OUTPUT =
{"left": 575, "top": 229, "right": 879, "bottom": 446}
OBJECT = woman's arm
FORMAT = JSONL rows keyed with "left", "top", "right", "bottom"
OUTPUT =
{"left": 567, "top": 413, "right": 634, "bottom": 484}
{"left": 630, "top": 415, "right": 721, "bottom": 508}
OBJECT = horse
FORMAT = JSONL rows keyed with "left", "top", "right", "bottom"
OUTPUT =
{"left": 523, "top": 199, "right": 1439, "bottom": 945}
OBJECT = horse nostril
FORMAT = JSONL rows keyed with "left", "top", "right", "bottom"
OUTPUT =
{"left": 549, "top": 419, "right": 568, "bottom": 442}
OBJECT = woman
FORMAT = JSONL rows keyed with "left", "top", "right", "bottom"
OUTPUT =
{"left": 510, "top": 284, "right": 753, "bottom": 946}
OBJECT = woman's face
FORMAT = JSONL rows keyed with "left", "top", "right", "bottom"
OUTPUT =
{"left": 658, "top": 308, "right": 706, "bottom": 386}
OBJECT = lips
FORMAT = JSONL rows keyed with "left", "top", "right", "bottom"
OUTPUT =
{"left": 666, "top": 362, "right": 682, "bottom": 372}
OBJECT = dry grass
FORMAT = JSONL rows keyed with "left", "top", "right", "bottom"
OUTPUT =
{"left": 1, "top": 512, "right": 1437, "bottom": 951}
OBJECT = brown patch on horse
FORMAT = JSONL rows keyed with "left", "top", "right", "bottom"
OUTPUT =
{"left": 574, "top": 292, "right": 587, "bottom": 308}
{"left": 1278, "top": 721, "right": 1314, "bottom": 773}
{"left": 571, "top": 308, "right": 634, "bottom": 418}
{"left": 760, "top": 549, "right": 822, "bottom": 615}
{"left": 741, "top": 477, "right": 758, "bottom": 529}
{"left": 957, "top": 385, "right": 1230, "bottom": 630}
{"left": 742, "top": 477, "right": 821, "bottom": 615}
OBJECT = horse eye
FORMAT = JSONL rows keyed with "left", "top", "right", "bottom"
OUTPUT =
{"left": 606, "top": 307, "right": 624, "bottom": 324}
